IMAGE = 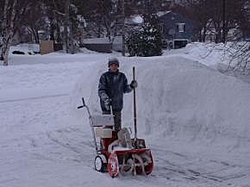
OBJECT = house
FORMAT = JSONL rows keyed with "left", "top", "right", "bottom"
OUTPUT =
{"left": 158, "top": 11, "right": 194, "bottom": 49}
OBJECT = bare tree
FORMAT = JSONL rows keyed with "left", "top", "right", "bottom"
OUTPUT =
{"left": 187, "top": 0, "right": 248, "bottom": 43}
{"left": 41, "top": 0, "right": 82, "bottom": 54}
{"left": 1, "top": 0, "right": 17, "bottom": 66}
{"left": 230, "top": 43, "right": 250, "bottom": 72}
{"left": 0, "top": 0, "right": 33, "bottom": 66}
{"left": 22, "top": 1, "right": 46, "bottom": 44}
{"left": 236, "top": 0, "right": 250, "bottom": 40}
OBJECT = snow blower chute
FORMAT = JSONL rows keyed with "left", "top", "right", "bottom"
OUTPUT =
{"left": 77, "top": 67, "right": 153, "bottom": 177}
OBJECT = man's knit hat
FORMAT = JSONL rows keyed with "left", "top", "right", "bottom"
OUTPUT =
{"left": 108, "top": 57, "right": 119, "bottom": 67}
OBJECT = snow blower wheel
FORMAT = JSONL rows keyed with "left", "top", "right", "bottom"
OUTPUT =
{"left": 107, "top": 153, "right": 119, "bottom": 177}
{"left": 94, "top": 154, "right": 107, "bottom": 172}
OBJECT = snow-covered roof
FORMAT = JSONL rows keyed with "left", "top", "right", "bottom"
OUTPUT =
{"left": 83, "top": 38, "right": 111, "bottom": 44}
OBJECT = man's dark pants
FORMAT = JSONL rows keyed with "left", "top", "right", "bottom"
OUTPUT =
{"left": 102, "top": 110, "right": 121, "bottom": 131}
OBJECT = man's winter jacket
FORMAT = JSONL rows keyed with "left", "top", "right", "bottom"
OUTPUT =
{"left": 98, "top": 70, "right": 132, "bottom": 111}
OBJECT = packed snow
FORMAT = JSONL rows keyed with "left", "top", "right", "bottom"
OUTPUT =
{"left": 0, "top": 43, "right": 250, "bottom": 187}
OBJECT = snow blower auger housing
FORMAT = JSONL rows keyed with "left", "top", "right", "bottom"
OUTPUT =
{"left": 77, "top": 97, "right": 154, "bottom": 178}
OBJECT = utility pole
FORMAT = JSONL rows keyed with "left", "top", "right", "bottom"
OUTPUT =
{"left": 222, "top": 0, "right": 226, "bottom": 43}
{"left": 64, "top": 0, "right": 74, "bottom": 54}
{"left": 121, "top": 0, "right": 125, "bottom": 56}
{"left": 64, "top": 0, "right": 70, "bottom": 53}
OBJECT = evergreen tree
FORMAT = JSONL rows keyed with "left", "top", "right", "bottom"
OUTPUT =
{"left": 127, "top": 14, "right": 162, "bottom": 57}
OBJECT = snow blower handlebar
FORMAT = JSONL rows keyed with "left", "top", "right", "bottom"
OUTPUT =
{"left": 77, "top": 97, "right": 99, "bottom": 153}
{"left": 77, "top": 97, "right": 91, "bottom": 117}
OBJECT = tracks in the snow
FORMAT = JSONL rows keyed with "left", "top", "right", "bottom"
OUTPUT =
{"left": 26, "top": 127, "right": 95, "bottom": 165}
{"left": 152, "top": 146, "right": 250, "bottom": 186}
{"left": 0, "top": 93, "right": 68, "bottom": 103}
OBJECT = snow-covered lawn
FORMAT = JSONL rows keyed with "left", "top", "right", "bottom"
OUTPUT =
{"left": 0, "top": 43, "right": 250, "bottom": 187}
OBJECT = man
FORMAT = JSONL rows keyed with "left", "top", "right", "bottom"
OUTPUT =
{"left": 98, "top": 57, "right": 137, "bottom": 131}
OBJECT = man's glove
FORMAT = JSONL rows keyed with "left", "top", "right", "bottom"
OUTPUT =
{"left": 104, "top": 98, "right": 111, "bottom": 110}
{"left": 130, "top": 80, "right": 138, "bottom": 89}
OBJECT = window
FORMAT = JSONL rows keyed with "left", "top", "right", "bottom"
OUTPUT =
{"left": 176, "top": 23, "right": 185, "bottom": 33}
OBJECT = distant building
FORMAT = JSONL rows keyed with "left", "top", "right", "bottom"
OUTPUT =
{"left": 158, "top": 11, "right": 194, "bottom": 49}
{"left": 82, "top": 38, "right": 112, "bottom": 53}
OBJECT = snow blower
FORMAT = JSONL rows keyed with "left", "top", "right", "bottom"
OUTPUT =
{"left": 77, "top": 67, "right": 153, "bottom": 177}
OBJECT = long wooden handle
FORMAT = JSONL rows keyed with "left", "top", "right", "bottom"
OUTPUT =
{"left": 132, "top": 67, "right": 137, "bottom": 143}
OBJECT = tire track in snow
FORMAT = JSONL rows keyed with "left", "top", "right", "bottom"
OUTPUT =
{"left": 0, "top": 93, "right": 68, "bottom": 103}
{"left": 152, "top": 145, "right": 250, "bottom": 186}
{"left": 44, "top": 128, "right": 94, "bottom": 164}
{"left": 25, "top": 128, "right": 94, "bottom": 166}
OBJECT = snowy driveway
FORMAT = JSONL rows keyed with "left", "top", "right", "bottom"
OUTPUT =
{"left": 1, "top": 52, "right": 250, "bottom": 187}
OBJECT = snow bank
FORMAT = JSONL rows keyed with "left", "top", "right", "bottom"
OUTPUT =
{"left": 135, "top": 56, "right": 250, "bottom": 147}
{"left": 72, "top": 55, "right": 250, "bottom": 151}
{"left": 10, "top": 43, "right": 40, "bottom": 55}
{"left": 163, "top": 42, "right": 239, "bottom": 69}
